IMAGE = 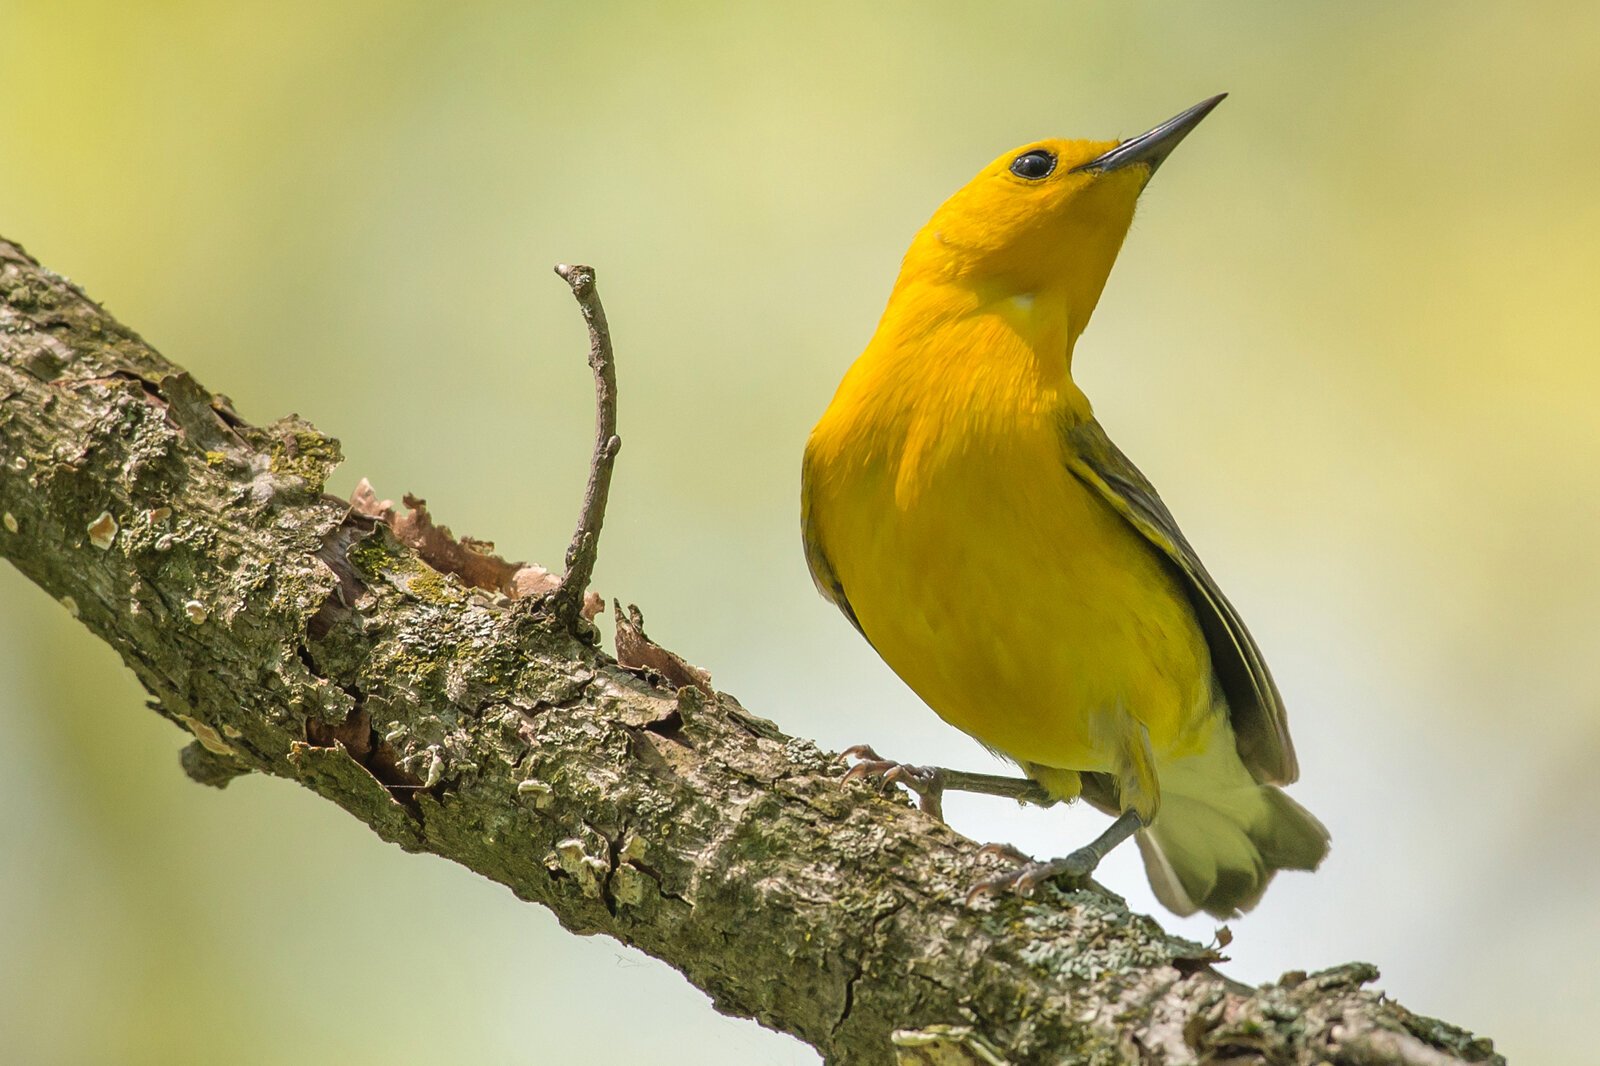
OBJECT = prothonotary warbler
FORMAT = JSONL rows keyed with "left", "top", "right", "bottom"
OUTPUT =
{"left": 801, "top": 95, "right": 1328, "bottom": 918}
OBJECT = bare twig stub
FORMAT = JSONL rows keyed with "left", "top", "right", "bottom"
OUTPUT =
{"left": 0, "top": 237, "right": 1504, "bottom": 1066}
{"left": 550, "top": 262, "right": 620, "bottom": 627}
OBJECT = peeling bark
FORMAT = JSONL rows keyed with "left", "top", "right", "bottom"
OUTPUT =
{"left": 0, "top": 237, "right": 1502, "bottom": 1066}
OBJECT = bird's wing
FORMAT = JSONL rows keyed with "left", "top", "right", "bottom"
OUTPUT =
{"left": 1062, "top": 418, "right": 1298, "bottom": 784}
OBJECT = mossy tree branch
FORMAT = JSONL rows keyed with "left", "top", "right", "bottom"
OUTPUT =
{"left": 0, "top": 237, "right": 1500, "bottom": 1066}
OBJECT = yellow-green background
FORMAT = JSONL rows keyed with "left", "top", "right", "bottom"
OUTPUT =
{"left": 3, "top": 3, "right": 1596, "bottom": 1063}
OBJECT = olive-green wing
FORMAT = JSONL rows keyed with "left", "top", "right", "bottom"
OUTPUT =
{"left": 1063, "top": 418, "right": 1298, "bottom": 785}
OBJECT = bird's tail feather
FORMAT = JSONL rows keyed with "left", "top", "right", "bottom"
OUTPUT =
{"left": 1134, "top": 752, "right": 1329, "bottom": 919}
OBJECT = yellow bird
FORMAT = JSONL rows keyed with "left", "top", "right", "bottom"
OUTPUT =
{"left": 801, "top": 95, "right": 1328, "bottom": 918}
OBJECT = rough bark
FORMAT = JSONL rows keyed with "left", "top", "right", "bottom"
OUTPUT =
{"left": 0, "top": 237, "right": 1501, "bottom": 1066}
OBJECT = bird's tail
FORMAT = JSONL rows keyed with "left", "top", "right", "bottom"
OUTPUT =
{"left": 1133, "top": 742, "right": 1329, "bottom": 919}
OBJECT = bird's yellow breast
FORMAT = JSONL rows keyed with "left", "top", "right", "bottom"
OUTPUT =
{"left": 805, "top": 292, "right": 1214, "bottom": 773}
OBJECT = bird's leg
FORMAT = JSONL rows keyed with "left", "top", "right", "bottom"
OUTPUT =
{"left": 841, "top": 745, "right": 1055, "bottom": 822}
{"left": 965, "top": 808, "right": 1145, "bottom": 903}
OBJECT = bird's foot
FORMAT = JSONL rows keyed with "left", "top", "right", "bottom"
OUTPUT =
{"left": 965, "top": 845, "right": 1102, "bottom": 904}
{"left": 974, "top": 842, "right": 1034, "bottom": 865}
{"left": 841, "top": 744, "right": 946, "bottom": 821}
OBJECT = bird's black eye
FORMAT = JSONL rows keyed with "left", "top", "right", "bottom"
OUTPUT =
{"left": 1009, "top": 149, "right": 1057, "bottom": 180}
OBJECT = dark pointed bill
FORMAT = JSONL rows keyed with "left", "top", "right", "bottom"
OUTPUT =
{"left": 1072, "top": 93, "right": 1227, "bottom": 177}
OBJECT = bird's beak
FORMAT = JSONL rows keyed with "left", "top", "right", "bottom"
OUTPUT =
{"left": 1072, "top": 93, "right": 1227, "bottom": 178}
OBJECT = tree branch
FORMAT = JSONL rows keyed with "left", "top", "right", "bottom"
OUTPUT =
{"left": 0, "top": 237, "right": 1501, "bottom": 1066}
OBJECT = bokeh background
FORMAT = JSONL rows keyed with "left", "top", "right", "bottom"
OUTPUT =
{"left": 3, "top": 2, "right": 1597, "bottom": 1063}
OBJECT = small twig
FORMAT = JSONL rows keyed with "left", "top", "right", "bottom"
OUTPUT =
{"left": 550, "top": 263, "right": 620, "bottom": 627}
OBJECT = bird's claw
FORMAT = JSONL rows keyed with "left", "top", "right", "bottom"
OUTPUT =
{"left": 841, "top": 744, "right": 946, "bottom": 821}
{"left": 965, "top": 847, "right": 1100, "bottom": 905}
{"left": 975, "top": 842, "right": 1033, "bottom": 865}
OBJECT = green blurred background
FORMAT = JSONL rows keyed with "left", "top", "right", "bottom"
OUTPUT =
{"left": 3, "top": 2, "right": 1597, "bottom": 1062}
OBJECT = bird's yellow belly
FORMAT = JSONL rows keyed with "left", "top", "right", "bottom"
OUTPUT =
{"left": 825, "top": 432, "right": 1213, "bottom": 772}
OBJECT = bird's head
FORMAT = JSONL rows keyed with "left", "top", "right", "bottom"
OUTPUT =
{"left": 901, "top": 95, "right": 1226, "bottom": 339}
